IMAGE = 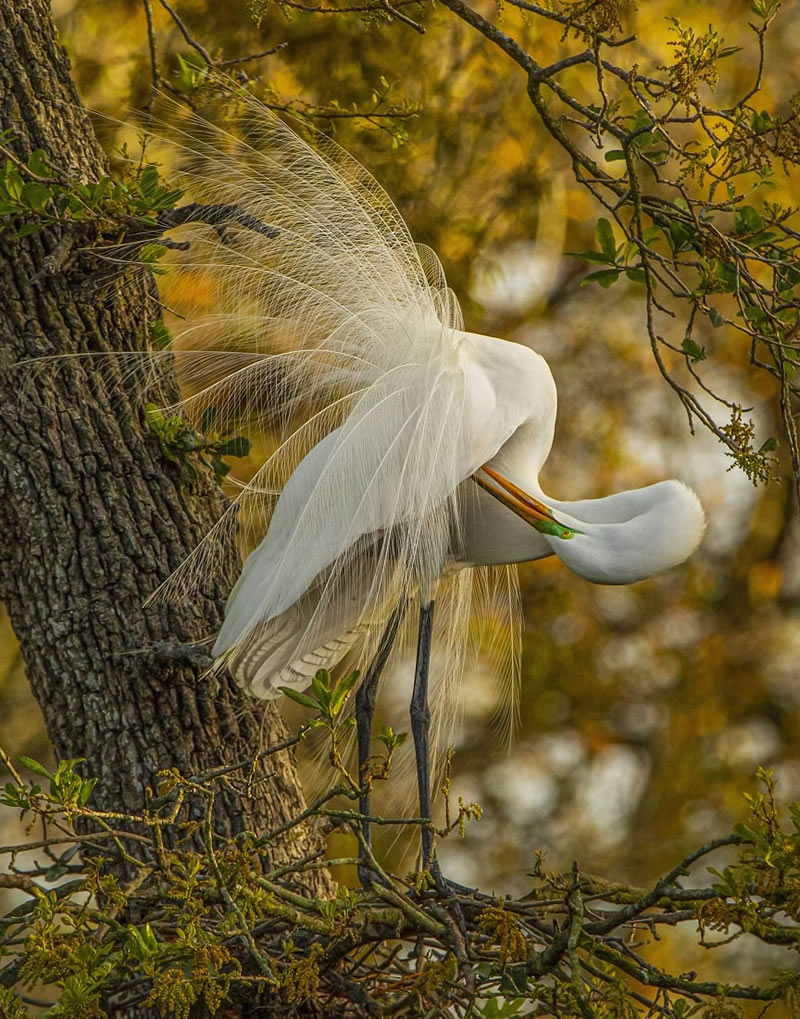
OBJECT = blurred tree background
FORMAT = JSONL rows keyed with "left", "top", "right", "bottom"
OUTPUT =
{"left": 3, "top": 0, "right": 800, "bottom": 1006}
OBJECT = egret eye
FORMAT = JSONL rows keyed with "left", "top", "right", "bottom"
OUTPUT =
{"left": 533, "top": 519, "right": 578, "bottom": 540}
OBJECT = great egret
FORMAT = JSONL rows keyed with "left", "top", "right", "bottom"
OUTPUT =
{"left": 112, "top": 92, "right": 705, "bottom": 876}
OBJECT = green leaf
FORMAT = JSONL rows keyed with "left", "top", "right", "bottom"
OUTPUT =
{"left": 378, "top": 726, "right": 408, "bottom": 752}
{"left": 734, "top": 205, "right": 764, "bottom": 235}
{"left": 777, "top": 265, "right": 800, "bottom": 292}
{"left": 311, "top": 669, "right": 332, "bottom": 708}
{"left": 564, "top": 250, "right": 615, "bottom": 264}
{"left": 667, "top": 219, "right": 691, "bottom": 253}
{"left": 278, "top": 686, "right": 319, "bottom": 710}
{"left": 752, "top": 0, "right": 781, "bottom": 16}
{"left": 216, "top": 435, "right": 251, "bottom": 458}
{"left": 595, "top": 218, "right": 616, "bottom": 260}
{"left": 208, "top": 454, "right": 231, "bottom": 479}
{"left": 604, "top": 149, "right": 626, "bottom": 162}
{"left": 746, "top": 231, "right": 777, "bottom": 248}
{"left": 4, "top": 165, "right": 24, "bottom": 202}
{"left": 87, "top": 177, "right": 113, "bottom": 207}
{"left": 580, "top": 269, "right": 620, "bottom": 289}
{"left": 26, "top": 149, "right": 52, "bottom": 177}
{"left": 631, "top": 131, "right": 657, "bottom": 149}
{"left": 710, "top": 259, "right": 737, "bottom": 293}
{"left": 708, "top": 307, "right": 725, "bottom": 327}
{"left": 144, "top": 403, "right": 165, "bottom": 429}
{"left": 625, "top": 267, "right": 646, "bottom": 284}
{"left": 744, "top": 304, "right": 767, "bottom": 325}
{"left": 330, "top": 670, "right": 360, "bottom": 716}
{"left": 138, "top": 243, "right": 168, "bottom": 265}
{"left": 733, "top": 821, "right": 758, "bottom": 841}
{"left": 138, "top": 164, "right": 161, "bottom": 200}
{"left": 78, "top": 777, "right": 97, "bottom": 806}
{"left": 758, "top": 437, "right": 778, "bottom": 454}
{"left": 21, "top": 181, "right": 52, "bottom": 213}
{"left": 150, "top": 319, "right": 173, "bottom": 351}
{"left": 681, "top": 338, "right": 706, "bottom": 363}
{"left": 18, "top": 756, "right": 52, "bottom": 780}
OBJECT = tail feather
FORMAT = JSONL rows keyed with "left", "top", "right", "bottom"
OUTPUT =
{"left": 228, "top": 599, "right": 369, "bottom": 699}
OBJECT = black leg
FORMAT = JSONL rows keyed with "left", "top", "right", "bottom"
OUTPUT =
{"left": 410, "top": 599, "right": 441, "bottom": 880}
{"left": 356, "top": 602, "right": 406, "bottom": 885}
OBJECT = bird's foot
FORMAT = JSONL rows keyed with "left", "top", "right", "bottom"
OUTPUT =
{"left": 419, "top": 859, "right": 472, "bottom": 941}
{"left": 357, "top": 860, "right": 392, "bottom": 891}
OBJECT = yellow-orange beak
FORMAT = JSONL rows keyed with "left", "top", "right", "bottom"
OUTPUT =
{"left": 472, "top": 466, "right": 578, "bottom": 540}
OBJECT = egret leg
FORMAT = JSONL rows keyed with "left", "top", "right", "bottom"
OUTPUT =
{"left": 356, "top": 603, "right": 406, "bottom": 885}
{"left": 410, "top": 599, "right": 440, "bottom": 880}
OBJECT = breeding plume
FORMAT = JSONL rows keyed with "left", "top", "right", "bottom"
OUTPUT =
{"left": 125, "top": 94, "right": 705, "bottom": 874}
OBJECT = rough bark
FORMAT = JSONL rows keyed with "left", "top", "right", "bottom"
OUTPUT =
{"left": 0, "top": 0, "right": 332, "bottom": 895}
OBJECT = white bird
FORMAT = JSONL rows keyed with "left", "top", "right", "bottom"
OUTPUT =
{"left": 126, "top": 91, "right": 705, "bottom": 876}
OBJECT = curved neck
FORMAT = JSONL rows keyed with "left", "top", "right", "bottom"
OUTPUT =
{"left": 491, "top": 449, "right": 705, "bottom": 583}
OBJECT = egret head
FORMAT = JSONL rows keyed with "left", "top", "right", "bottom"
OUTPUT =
{"left": 475, "top": 467, "right": 705, "bottom": 585}
{"left": 545, "top": 480, "right": 707, "bottom": 584}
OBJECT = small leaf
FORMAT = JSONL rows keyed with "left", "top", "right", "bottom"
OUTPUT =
{"left": 78, "top": 777, "right": 97, "bottom": 806}
{"left": 330, "top": 670, "right": 360, "bottom": 715}
{"left": 580, "top": 269, "right": 620, "bottom": 289}
{"left": 138, "top": 164, "right": 160, "bottom": 200}
{"left": 138, "top": 243, "right": 168, "bottom": 265}
{"left": 209, "top": 454, "right": 231, "bottom": 480}
{"left": 564, "top": 250, "right": 615, "bottom": 264}
{"left": 150, "top": 319, "right": 173, "bottom": 351}
{"left": 595, "top": 218, "right": 616, "bottom": 260}
{"left": 681, "top": 338, "right": 706, "bottom": 363}
{"left": 625, "top": 267, "right": 646, "bottom": 284}
{"left": 4, "top": 166, "right": 24, "bottom": 202}
{"left": 18, "top": 756, "right": 52, "bottom": 779}
{"left": 667, "top": 219, "right": 690, "bottom": 253}
{"left": 708, "top": 307, "right": 725, "bottom": 327}
{"left": 604, "top": 149, "right": 626, "bottom": 162}
{"left": 311, "top": 669, "right": 332, "bottom": 708}
{"left": 26, "top": 149, "right": 52, "bottom": 177}
{"left": 733, "top": 821, "right": 758, "bottom": 841}
{"left": 758, "top": 437, "right": 778, "bottom": 454}
{"left": 144, "top": 403, "right": 164, "bottom": 429}
{"left": 734, "top": 205, "right": 764, "bottom": 235}
{"left": 21, "top": 181, "right": 52, "bottom": 213}
{"left": 278, "top": 686, "right": 319, "bottom": 710}
{"left": 216, "top": 435, "right": 251, "bottom": 458}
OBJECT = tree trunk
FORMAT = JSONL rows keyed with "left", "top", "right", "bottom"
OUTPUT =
{"left": 0, "top": 0, "right": 331, "bottom": 895}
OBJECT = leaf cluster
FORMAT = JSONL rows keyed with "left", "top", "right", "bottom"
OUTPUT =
{"left": 2, "top": 742, "right": 800, "bottom": 1016}
{"left": 422, "top": 0, "right": 800, "bottom": 493}
{"left": 0, "top": 139, "right": 184, "bottom": 264}
{"left": 144, "top": 403, "right": 251, "bottom": 484}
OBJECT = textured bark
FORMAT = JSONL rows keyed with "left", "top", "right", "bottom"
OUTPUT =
{"left": 0, "top": 0, "right": 332, "bottom": 896}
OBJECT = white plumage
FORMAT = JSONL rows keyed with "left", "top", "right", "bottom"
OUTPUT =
{"left": 122, "top": 93, "right": 704, "bottom": 725}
